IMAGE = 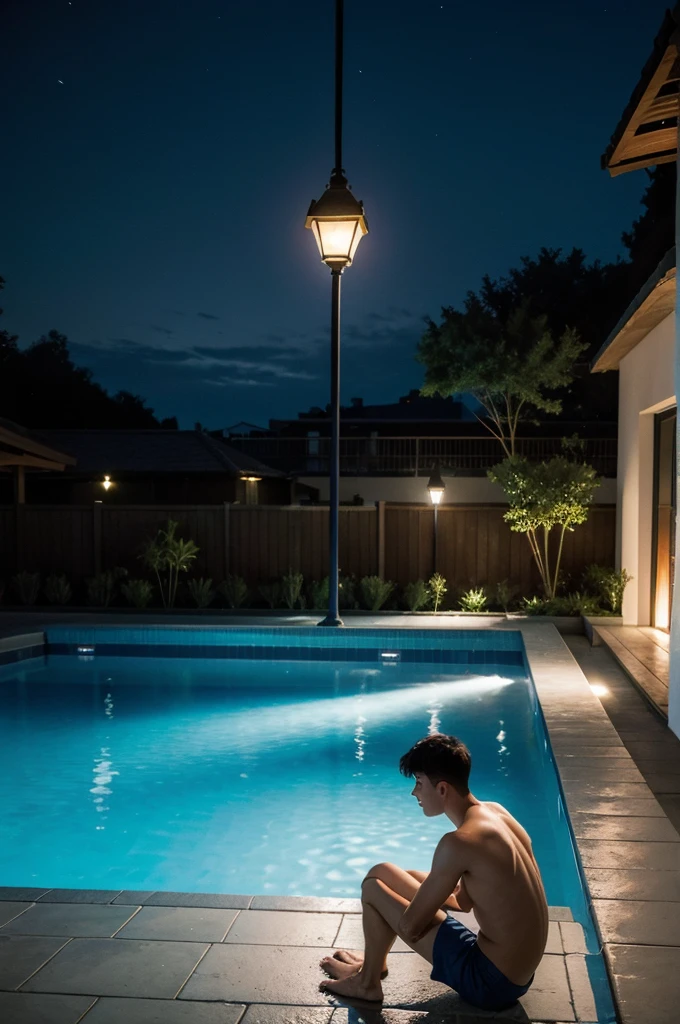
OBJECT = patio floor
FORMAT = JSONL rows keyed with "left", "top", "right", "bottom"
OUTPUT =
{"left": 0, "top": 890, "right": 588, "bottom": 1024}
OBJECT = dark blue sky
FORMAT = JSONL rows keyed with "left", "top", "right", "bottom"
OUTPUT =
{"left": 4, "top": 1, "right": 662, "bottom": 428}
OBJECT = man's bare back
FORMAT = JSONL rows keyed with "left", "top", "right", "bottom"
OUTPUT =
{"left": 435, "top": 800, "right": 549, "bottom": 984}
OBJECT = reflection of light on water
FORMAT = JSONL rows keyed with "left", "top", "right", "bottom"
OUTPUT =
{"left": 165, "top": 676, "right": 515, "bottom": 756}
{"left": 354, "top": 713, "right": 366, "bottom": 761}
{"left": 427, "top": 698, "right": 443, "bottom": 734}
{"left": 496, "top": 719, "right": 510, "bottom": 776}
{"left": 90, "top": 693, "right": 119, "bottom": 830}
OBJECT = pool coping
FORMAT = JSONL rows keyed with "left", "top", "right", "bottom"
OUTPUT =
{"left": 2, "top": 615, "right": 678, "bottom": 1023}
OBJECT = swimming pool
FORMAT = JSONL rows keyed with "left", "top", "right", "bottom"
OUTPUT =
{"left": 0, "top": 627, "right": 586, "bottom": 906}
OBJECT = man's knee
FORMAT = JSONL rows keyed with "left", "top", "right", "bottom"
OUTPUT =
{"left": 364, "top": 861, "right": 395, "bottom": 882}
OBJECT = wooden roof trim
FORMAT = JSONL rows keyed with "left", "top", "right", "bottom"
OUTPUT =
{"left": 602, "top": 7, "right": 680, "bottom": 176}
{"left": 592, "top": 253, "right": 676, "bottom": 372}
{"left": 0, "top": 424, "right": 76, "bottom": 467}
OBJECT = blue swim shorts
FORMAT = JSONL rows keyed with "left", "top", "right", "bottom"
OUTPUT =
{"left": 430, "top": 914, "right": 534, "bottom": 1011}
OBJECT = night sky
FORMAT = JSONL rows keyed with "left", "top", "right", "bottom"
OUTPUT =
{"left": 4, "top": 1, "right": 662, "bottom": 429}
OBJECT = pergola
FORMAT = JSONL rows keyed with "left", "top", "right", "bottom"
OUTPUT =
{"left": 0, "top": 419, "right": 76, "bottom": 503}
{"left": 602, "top": 7, "right": 680, "bottom": 176}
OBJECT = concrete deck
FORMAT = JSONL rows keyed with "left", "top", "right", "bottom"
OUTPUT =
{"left": 591, "top": 625, "right": 669, "bottom": 718}
{"left": 0, "top": 891, "right": 587, "bottom": 1024}
{"left": 2, "top": 613, "right": 680, "bottom": 1022}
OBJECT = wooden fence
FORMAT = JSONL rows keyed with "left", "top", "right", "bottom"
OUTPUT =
{"left": 0, "top": 502, "right": 615, "bottom": 596}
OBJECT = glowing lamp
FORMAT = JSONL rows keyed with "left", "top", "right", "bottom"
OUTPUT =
{"left": 240, "top": 475, "right": 262, "bottom": 482}
{"left": 102, "top": 475, "right": 113, "bottom": 491}
{"left": 427, "top": 465, "right": 445, "bottom": 506}
{"left": 305, "top": 172, "right": 368, "bottom": 269}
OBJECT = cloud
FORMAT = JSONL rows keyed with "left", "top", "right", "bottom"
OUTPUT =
{"left": 149, "top": 324, "right": 174, "bottom": 336}
{"left": 198, "top": 311, "right": 220, "bottom": 320}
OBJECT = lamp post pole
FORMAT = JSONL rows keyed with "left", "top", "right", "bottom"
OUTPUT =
{"left": 427, "top": 464, "right": 445, "bottom": 579}
{"left": 304, "top": 0, "right": 368, "bottom": 626}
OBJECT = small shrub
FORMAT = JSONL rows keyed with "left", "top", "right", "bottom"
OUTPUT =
{"left": 359, "top": 575, "right": 395, "bottom": 611}
{"left": 259, "top": 581, "right": 282, "bottom": 608}
{"left": 582, "top": 564, "right": 632, "bottom": 614}
{"left": 281, "top": 570, "right": 304, "bottom": 609}
{"left": 495, "top": 579, "right": 519, "bottom": 612}
{"left": 404, "top": 579, "right": 431, "bottom": 612}
{"left": 428, "top": 572, "right": 447, "bottom": 612}
{"left": 219, "top": 574, "right": 249, "bottom": 608}
{"left": 140, "top": 519, "right": 199, "bottom": 608}
{"left": 87, "top": 567, "right": 127, "bottom": 608}
{"left": 187, "top": 577, "right": 214, "bottom": 608}
{"left": 338, "top": 574, "right": 358, "bottom": 609}
{"left": 121, "top": 578, "right": 154, "bottom": 608}
{"left": 308, "top": 576, "right": 330, "bottom": 609}
{"left": 44, "top": 573, "right": 72, "bottom": 605}
{"left": 556, "top": 591, "right": 603, "bottom": 617}
{"left": 459, "top": 586, "right": 488, "bottom": 613}
{"left": 13, "top": 570, "right": 40, "bottom": 606}
{"left": 521, "top": 595, "right": 549, "bottom": 615}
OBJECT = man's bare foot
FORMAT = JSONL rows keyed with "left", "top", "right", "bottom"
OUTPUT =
{"left": 328, "top": 949, "right": 389, "bottom": 978}
{"left": 319, "top": 956, "right": 362, "bottom": 980}
{"left": 319, "top": 970, "right": 383, "bottom": 1005}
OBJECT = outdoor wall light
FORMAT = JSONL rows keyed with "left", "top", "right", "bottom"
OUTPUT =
{"left": 427, "top": 465, "right": 445, "bottom": 505}
{"left": 101, "top": 475, "right": 113, "bottom": 491}
{"left": 240, "top": 475, "right": 262, "bottom": 482}
{"left": 305, "top": 174, "right": 368, "bottom": 269}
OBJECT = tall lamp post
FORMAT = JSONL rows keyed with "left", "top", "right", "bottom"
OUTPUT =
{"left": 305, "top": 0, "right": 368, "bottom": 627}
{"left": 427, "top": 464, "right": 445, "bottom": 573}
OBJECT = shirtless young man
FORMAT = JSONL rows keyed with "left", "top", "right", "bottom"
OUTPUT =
{"left": 319, "top": 733, "right": 549, "bottom": 1011}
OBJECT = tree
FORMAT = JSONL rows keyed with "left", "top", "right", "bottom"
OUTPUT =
{"left": 0, "top": 279, "right": 178, "bottom": 429}
{"left": 418, "top": 297, "right": 585, "bottom": 457}
{"left": 489, "top": 455, "right": 600, "bottom": 599}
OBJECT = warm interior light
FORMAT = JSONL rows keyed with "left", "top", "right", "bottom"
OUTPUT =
{"left": 589, "top": 683, "right": 609, "bottom": 698}
{"left": 102, "top": 475, "right": 112, "bottom": 491}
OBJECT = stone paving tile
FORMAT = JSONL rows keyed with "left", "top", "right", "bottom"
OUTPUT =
{"left": 561, "top": 781, "right": 653, "bottom": 800}
{"left": 0, "top": 992, "right": 96, "bottom": 1024}
{"left": 143, "top": 892, "right": 252, "bottom": 910}
{"left": 515, "top": 955, "right": 574, "bottom": 1023}
{"left": 558, "top": 923, "right": 586, "bottom": 955}
{"left": 644, "top": 773, "right": 680, "bottom": 794}
{"left": 546, "top": 908, "right": 573, "bottom": 922}
{"left": 583, "top": 866, "right": 680, "bottom": 901}
{"left": 656, "top": 794, "right": 680, "bottom": 834}
{"left": 0, "top": 888, "right": 51, "bottom": 903}
{"left": 225, "top": 910, "right": 340, "bottom": 947}
{"left": 577, "top": 839, "right": 680, "bottom": 870}
{"left": 0, "top": 935, "right": 71, "bottom": 990}
{"left": 635, "top": 758, "right": 680, "bottom": 774}
{"left": 22, "top": 937, "right": 208, "bottom": 999}
{"left": 115, "top": 906, "right": 239, "bottom": 943}
{"left": 566, "top": 797, "right": 665, "bottom": 817}
{"left": 569, "top": 813, "right": 680, "bottom": 842}
{"left": 36, "top": 890, "right": 122, "bottom": 905}
{"left": 110, "top": 891, "right": 157, "bottom": 905}
{"left": 0, "top": 904, "right": 31, "bottom": 929}
{"left": 605, "top": 943, "right": 680, "bottom": 1024}
{"left": 554, "top": 748, "right": 632, "bottom": 760}
{"left": 241, "top": 1007, "right": 333, "bottom": 1023}
{"left": 330, "top": 1011, "right": 518, "bottom": 1023}
{"left": 556, "top": 765, "right": 645, "bottom": 783}
{"left": 80, "top": 996, "right": 246, "bottom": 1023}
{"left": 592, "top": 897, "right": 680, "bottom": 945}
{"left": 179, "top": 944, "right": 342, "bottom": 1005}
{"left": 564, "top": 954, "right": 596, "bottom": 1023}
{"left": 251, "top": 897, "right": 362, "bottom": 914}
{"left": 0, "top": 903, "right": 138, "bottom": 938}
{"left": 624, "top": 742, "right": 680, "bottom": 761}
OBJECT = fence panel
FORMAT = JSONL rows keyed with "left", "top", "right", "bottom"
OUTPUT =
{"left": 21, "top": 506, "right": 95, "bottom": 581}
{"left": 101, "top": 507, "right": 224, "bottom": 580}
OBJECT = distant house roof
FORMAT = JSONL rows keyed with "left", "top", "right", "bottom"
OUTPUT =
{"left": 271, "top": 391, "right": 476, "bottom": 429}
{"left": 592, "top": 249, "right": 676, "bottom": 372}
{"left": 602, "top": 6, "right": 680, "bottom": 176}
{"left": 0, "top": 418, "right": 77, "bottom": 471}
{"left": 33, "top": 429, "right": 286, "bottom": 478}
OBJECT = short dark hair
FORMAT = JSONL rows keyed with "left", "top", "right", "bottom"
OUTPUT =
{"left": 399, "top": 733, "right": 471, "bottom": 795}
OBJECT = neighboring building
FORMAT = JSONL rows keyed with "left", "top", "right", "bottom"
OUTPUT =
{"left": 220, "top": 391, "right": 617, "bottom": 505}
{"left": 0, "top": 418, "right": 76, "bottom": 502}
{"left": 597, "top": 4, "right": 679, "bottom": 737}
{"left": 0, "top": 429, "right": 309, "bottom": 506}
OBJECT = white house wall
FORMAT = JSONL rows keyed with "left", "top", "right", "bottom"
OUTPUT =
{"left": 617, "top": 311, "right": 675, "bottom": 626}
{"left": 298, "top": 475, "right": 617, "bottom": 505}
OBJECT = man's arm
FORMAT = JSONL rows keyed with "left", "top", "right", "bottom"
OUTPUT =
{"left": 399, "top": 835, "right": 465, "bottom": 943}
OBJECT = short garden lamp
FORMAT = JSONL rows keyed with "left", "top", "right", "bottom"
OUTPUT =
{"left": 427, "top": 465, "right": 445, "bottom": 572}
{"left": 427, "top": 465, "right": 445, "bottom": 505}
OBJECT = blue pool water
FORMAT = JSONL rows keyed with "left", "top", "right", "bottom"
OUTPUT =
{"left": 1, "top": 641, "right": 585, "bottom": 915}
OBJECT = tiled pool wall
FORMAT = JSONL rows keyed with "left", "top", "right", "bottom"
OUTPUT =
{"left": 39, "top": 625, "right": 526, "bottom": 665}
